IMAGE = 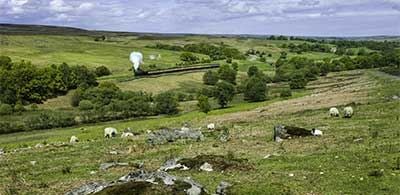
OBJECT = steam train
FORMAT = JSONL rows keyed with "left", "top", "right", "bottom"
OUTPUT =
{"left": 133, "top": 63, "right": 220, "bottom": 76}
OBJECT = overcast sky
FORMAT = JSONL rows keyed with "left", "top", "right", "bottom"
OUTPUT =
{"left": 0, "top": 0, "right": 399, "bottom": 36}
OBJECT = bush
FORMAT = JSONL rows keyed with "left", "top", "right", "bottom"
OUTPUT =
{"left": 155, "top": 92, "right": 179, "bottom": 115}
{"left": 197, "top": 95, "right": 211, "bottom": 113}
{"left": 218, "top": 64, "right": 237, "bottom": 85}
{"left": 70, "top": 90, "right": 82, "bottom": 107}
{"left": 280, "top": 88, "right": 292, "bottom": 98}
{"left": 79, "top": 100, "right": 94, "bottom": 111}
{"left": 95, "top": 66, "right": 111, "bottom": 77}
{"left": 289, "top": 72, "right": 308, "bottom": 89}
{"left": 215, "top": 81, "right": 235, "bottom": 108}
{"left": 244, "top": 76, "right": 267, "bottom": 102}
{"left": 0, "top": 104, "right": 13, "bottom": 115}
{"left": 14, "top": 103, "right": 26, "bottom": 113}
{"left": 247, "top": 66, "right": 259, "bottom": 77}
{"left": 203, "top": 70, "right": 219, "bottom": 85}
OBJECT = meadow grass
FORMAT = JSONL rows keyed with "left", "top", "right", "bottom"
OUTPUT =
{"left": 0, "top": 70, "right": 399, "bottom": 194}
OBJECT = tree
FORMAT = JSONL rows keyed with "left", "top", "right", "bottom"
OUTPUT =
{"left": 0, "top": 104, "right": 13, "bottom": 115}
{"left": 244, "top": 76, "right": 267, "bottom": 102}
{"left": 180, "top": 52, "right": 199, "bottom": 63}
{"left": 247, "top": 66, "right": 259, "bottom": 77}
{"left": 215, "top": 81, "right": 235, "bottom": 108}
{"left": 95, "top": 66, "right": 111, "bottom": 77}
{"left": 218, "top": 64, "right": 237, "bottom": 84}
{"left": 203, "top": 70, "right": 219, "bottom": 85}
{"left": 197, "top": 95, "right": 211, "bottom": 113}
{"left": 289, "top": 72, "right": 308, "bottom": 89}
{"left": 155, "top": 92, "right": 179, "bottom": 115}
{"left": 0, "top": 56, "right": 12, "bottom": 69}
{"left": 79, "top": 100, "right": 94, "bottom": 110}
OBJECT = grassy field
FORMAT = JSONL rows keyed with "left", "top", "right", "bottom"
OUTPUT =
{"left": 1, "top": 70, "right": 399, "bottom": 194}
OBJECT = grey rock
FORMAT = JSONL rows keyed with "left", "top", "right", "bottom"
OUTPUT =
{"left": 99, "top": 162, "right": 129, "bottom": 171}
{"left": 219, "top": 128, "right": 230, "bottom": 142}
{"left": 65, "top": 181, "right": 108, "bottom": 195}
{"left": 216, "top": 181, "right": 232, "bottom": 195}
{"left": 199, "top": 162, "right": 213, "bottom": 172}
{"left": 159, "top": 158, "right": 189, "bottom": 171}
{"left": 147, "top": 128, "right": 204, "bottom": 145}
{"left": 0, "top": 148, "right": 4, "bottom": 156}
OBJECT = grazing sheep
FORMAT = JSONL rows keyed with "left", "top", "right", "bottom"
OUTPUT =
{"left": 343, "top": 106, "right": 354, "bottom": 118}
{"left": 207, "top": 123, "right": 215, "bottom": 130}
{"left": 70, "top": 136, "right": 79, "bottom": 143}
{"left": 329, "top": 107, "right": 340, "bottom": 117}
{"left": 121, "top": 132, "right": 134, "bottom": 139}
{"left": 104, "top": 127, "right": 118, "bottom": 138}
{"left": 311, "top": 129, "right": 323, "bottom": 136}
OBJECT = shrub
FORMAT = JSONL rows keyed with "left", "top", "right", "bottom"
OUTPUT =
{"left": 155, "top": 92, "right": 179, "bottom": 115}
{"left": 14, "top": 103, "right": 26, "bottom": 113}
{"left": 70, "top": 90, "right": 82, "bottom": 107}
{"left": 280, "top": 88, "right": 292, "bottom": 98}
{"left": 0, "top": 104, "right": 13, "bottom": 115}
{"left": 95, "top": 66, "right": 111, "bottom": 77}
{"left": 215, "top": 81, "right": 235, "bottom": 108}
{"left": 218, "top": 64, "right": 237, "bottom": 85}
{"left": 247, "top": 66, "right": 259, "bottom": 77}
{"left": 79, "top": 100, "right": 94, "bottom": 111}
{"left": 203, "top": 70, "right": 219, "bottom": 85}
{"left": 289, "top": 72, "right": 308, "bottom": 89}
{"left": 244, "top": 76, "right": 267, "bottom": 102}
{"left": 197, "top": 95, "right": 211, "bottom": 113}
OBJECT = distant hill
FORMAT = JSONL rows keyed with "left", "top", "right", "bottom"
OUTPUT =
{"left": 1, "top": 23, "right": 399, "bottom": 41}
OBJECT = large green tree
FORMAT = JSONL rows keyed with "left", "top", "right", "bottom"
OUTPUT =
{"left": 218, "top": 64, "right": 237, "bottom": 85}
{"left": 244, "top": 76, "right": 267, "bottom": 102}
{"left": 203, "top": 70, "right": 219, "bottom": 85}
{"left": 215, "top": 81, "right": 235, "bottom": 108}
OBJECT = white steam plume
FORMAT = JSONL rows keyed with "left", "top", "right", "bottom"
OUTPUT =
{"left": 129, "top": 52, "right": 143, "bottom": 71}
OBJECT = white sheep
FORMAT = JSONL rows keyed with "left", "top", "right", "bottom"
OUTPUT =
{"left": 207, "top": 123, "right": 215, "bottom": 130}
{"left": 329, "top": 107, "right": 340, "bottom": 117}
{"left": 311, "top": 129, "right": 323, "bottom": 136}
{"left": 121, "top": 132, "right": 134, "bottom": 139}
{"left": 343, "top": 106, "right": 354, "bottom": 118}
{"left": 70, "top": 136, "right": 79, "bottom": 143}
{"left": 104, "top": 127, "right": 118, "bottom": 138}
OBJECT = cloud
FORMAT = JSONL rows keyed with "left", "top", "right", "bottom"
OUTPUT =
{"left": 49, "top": 0, "right": 73, "bottom": 12}
{"left": 0, "top": 0, "right": 398, "bottom": 36}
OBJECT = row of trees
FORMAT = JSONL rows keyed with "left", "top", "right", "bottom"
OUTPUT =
{"left": 283, "top": 43, "right": 332, "bottom": 54}
{"left": 0, "top": 56, "right": 99, "bottom": 105}
{"left": 274, "top": 50, "right": 400, "bottom": 89}
{"left": 148, "top": 43, "right": 246, "bottom": 61}
{"left": 199, "top": 64, "right": 270, "bottom": 112}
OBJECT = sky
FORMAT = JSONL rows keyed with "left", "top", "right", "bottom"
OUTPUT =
{"left": 0, "top": 0, "right": 399, "bottom": 36}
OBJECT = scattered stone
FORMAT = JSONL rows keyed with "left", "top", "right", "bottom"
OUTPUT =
{"left": 320, "top": 172, "right": 324, "bottom": 175}
{"left": 359, "top": 177, "right": 364, "bottom": 181}
{"left": 35, "top": 143, "right": 44, "bottom": 148}
{"left": 100, "top": 162, "right": 129, "bottom": 171}
{"left": 274, "top": 125, "right": 315, "bottom": 141}
{"left": 158, "top": 158, "right": 189, "bottom": 171}
{"left": 104, "top": 127, "right": 118, "bottom": 138}
{"left": 90, "top": 171, "right": 97, "bottom": 175}
{"left": 311, "top": 129, "right": 323, "bottom": 136}
{"left": 30, "top": 161, "right": 37, "bottom": 166}
{"left": 353, "top": 138, "right": 363, "bottom": 143}
{"left": 289, "top": 173, "right": 294, "bottom": 177}
{"left": 219, "top": 128, "right": 230, "bottom": 143}
{"left": 109, "top": 151, "right": 118, "bottom": 155}
{"left": 65, "top": 181, "right": 108, "bottom": 195}
{"left": 166, "top": 154, "right": 252, "bottom": 172}
{"left": 147, "top": 128, "right": 204, "bottom": 145}
{"left": 392, "top": 95, "right": 399, "bottom": 100}
{"left": 199, "top": 162, "right": 213, "bottom": 172}
{"left": 0, "top": 148, "right": 4, "bottom": 156}
{"left": 216, "top": 181, "right": 232, "bottom": 195}
{"left": 98, "top": 170, "right": 207, "bottom": 195}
